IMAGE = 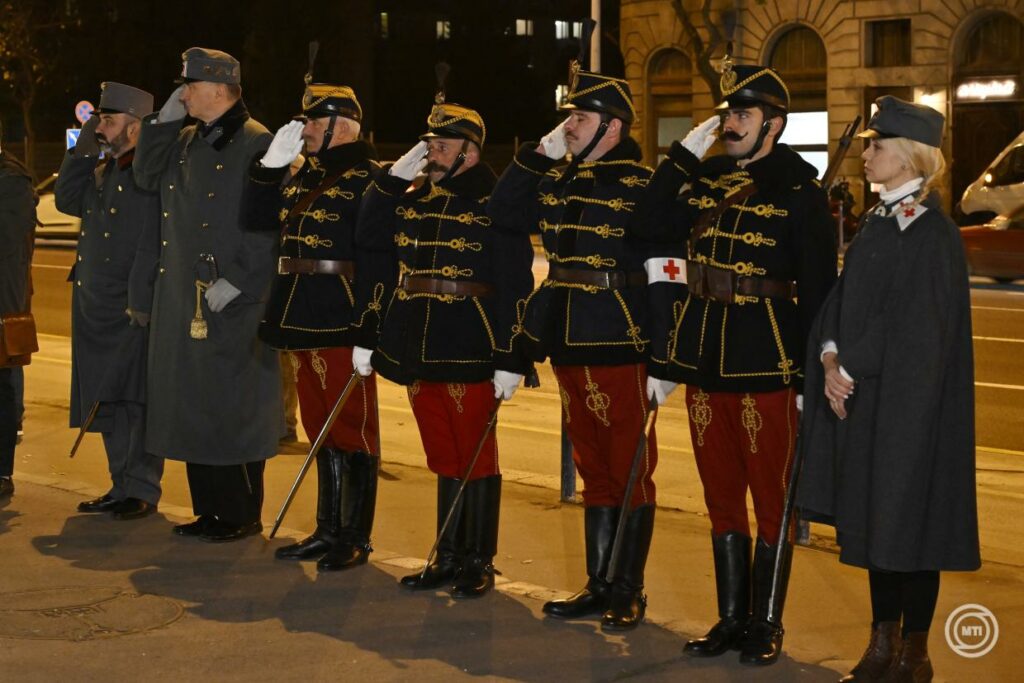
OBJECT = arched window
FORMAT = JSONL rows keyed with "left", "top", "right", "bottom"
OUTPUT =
{"left": 645, "top": 49, "right": 692, "bottom": 163}
{"left": 769, "top": 26, "right": 828, "bottom": 178}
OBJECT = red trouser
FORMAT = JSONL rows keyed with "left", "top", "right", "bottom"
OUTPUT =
{"left": 292, "top": 347, "right": 380, "bottom": 455}
{"left": 553, "top": 364, "right": 657, "bottom": 508}
{"left": 684, "top": 385, "right": 797, "bottom": 543}
{"left": 408, "top": 380, "right": 498, "bottom": 481}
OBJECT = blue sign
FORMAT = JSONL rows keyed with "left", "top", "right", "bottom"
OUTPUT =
{"left": 74, "top": 100, "right": 94, "bottom": 124}
{"left": 66, "top": 129, "right": 81, "bottom": 150}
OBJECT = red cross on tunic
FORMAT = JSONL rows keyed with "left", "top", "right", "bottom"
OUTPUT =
{"left": 662, "top": 259, "right": 681, "bottom": 280}
{"left": 903, "top": 206, "right": 916, "bottom": 218}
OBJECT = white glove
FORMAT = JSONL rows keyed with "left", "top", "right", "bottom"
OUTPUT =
{"left": 681, "top": 115, "right": 720, "bottom": 159}
{"left": 204, "top": 278, "right": 241, "bottom": 313}
{"left": 260, "top": 120, "right": 304, "bottom": 168}
{"left": 493, "top": 370, "right": 524, "bottom": 401}
{"left": 646, "top": 377, "right": 678, "bottom": 406}
{"left": 796, "top": 394, "right": 804, "bottom": 413}
{"left": 389, "top": 140, "right": 429, "bottom": 181}
{"left": 352, "top": 346, "right": 374, "bottom": 377}
{"left": 157, "top": 85, "right": 187, "bottom": 123}
{"left": 539, "top": 117, "right": 570, "bottom": 160}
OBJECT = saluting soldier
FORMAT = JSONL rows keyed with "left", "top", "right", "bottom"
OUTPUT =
{"left": 56, "top": 82, "right": 162, "bottom": 520}
{"left": 487, "top": 56, "right": 662, "bottom": 630}
{"left": 353, "top": 77, "right": 534, "bottom": 599}
{"left": 633, "top": 62, "right": 837, "bottom": 664}
{"left": 133, "top": 48, "right": 280, "bottom": 543}
{"left": 243, "top": 73, "right": 383, "bottom": 572}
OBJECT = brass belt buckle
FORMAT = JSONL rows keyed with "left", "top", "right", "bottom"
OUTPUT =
{"left": 277, "top": 256, "right": 288, "bottom": 275}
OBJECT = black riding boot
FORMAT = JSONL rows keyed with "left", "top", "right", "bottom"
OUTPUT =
{"left": 542, "top": 506, "right": 617, "bottom": 619}
{"left": 601, "top": 504, "right": 656, "bottom": 631}
{"left": 400, "top": 476, "right": 464, "bottom": 589}
{"left": 739, "top": 536, "right": 792, "bottom": 665}
{"left": 317, "top": 451, "right": 379, "bottom": 572}
{"left": 275, "top": 448, "right": 342, "bottom": 560}
{"left": 684, "top": 532, "right": 752, "bottom": 657}
{"left": 450, "top": 475, "right": 501, "bottom": 599}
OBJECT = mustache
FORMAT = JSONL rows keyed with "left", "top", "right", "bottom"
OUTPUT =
{"left": 424, "top": 160, "right": 449, "bottom": 174}
{"left": 721, "top": 130, "right": 747, "bottom": 142}
{"left": 95, "top": 133, "right": 108, "bottom": 144}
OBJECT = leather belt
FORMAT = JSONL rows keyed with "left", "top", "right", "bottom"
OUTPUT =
{"left": 548, "top": 264, "right": 647, "bottom": 289}
{"left": 278, "top": 257, "right": 354, "bottom": 278}
{"left": 400, "top": 275, "right": 495, "bottom": 298}
{"left": 685, "top": 261, "right": 796, "bottom": 303}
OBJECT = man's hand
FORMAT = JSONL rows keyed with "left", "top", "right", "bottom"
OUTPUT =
{"left": 260, "top": 121, "right": 304, "bottom": 168}
{"left": 822, "top": 351, "right": 854, "bottom": 419}
{"left": 75, "top": 116, "right": 101, "bottom": 157}
{"left": 352, "top": 346, "right": 374, "bottom": 377}
{"left": 204, "top": 279, "right": 241, "bottom": 313}
{"left": 388, "top": 140, "right": 428, "bottom": 181}
{"left": 493, "top": 370, "right": 524, "bottom": 401}
{"left": 681, "top": 115, "right": 720, "bottom": 159}
{"left": 538, "top": 117, "right": 570, "bottom": 160}
{"left": 646, "top": 377, "right": 678, "bottom": 406}
{"left": 126, "top": 308, "right": 150, "bottom": 328}
{"left": 157, "top": 85, "right": 187, "bottom": 123}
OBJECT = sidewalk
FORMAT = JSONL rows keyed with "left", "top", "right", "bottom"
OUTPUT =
{"left": 1, "top": 460, "right": 1018, "bottom": 681}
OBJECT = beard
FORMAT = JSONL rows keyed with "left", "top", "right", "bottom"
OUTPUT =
{"left": 99, "top": 129, "right": 130, "bottom": 157}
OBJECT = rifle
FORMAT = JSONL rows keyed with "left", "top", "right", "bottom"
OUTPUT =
{"left": 820, "top": 116, "right": 861, "bottom": 192}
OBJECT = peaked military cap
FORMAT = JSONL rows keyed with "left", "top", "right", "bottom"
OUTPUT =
{"left": 97, "top": 81, "right": 154, "bottom": 118}
{"left": 560, "top": 70, "right": 636, "bottom": 124}
{"left": 421, "top": 102, "right": 486, "bottom": 148}
{"left": 715, "top": 62, "right": 790, "bottom": 112}
{"left": 857, "top": 95, "right": 945, "bottom": 148}
{"left": 300, "top": 84, "right": 362, "bottom": 122}
{"left": 177, "top": 47, "right": 241, "bottom": 84}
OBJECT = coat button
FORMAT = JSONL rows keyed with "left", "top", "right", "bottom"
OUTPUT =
{"left": 163, "top": 211, "right": 170, "bottom": 218}
{"left": 77, "top": 255, "right": 82, "bottom": 261}
{"left": 201, "top": 223, "right": 209, "bottom": 229}
{"left": 104, "top": 232, "right": 110, "bottom": 238}
{"left": 76, "top": 280, "right": 82, "bottom": 286}
{"left": 86, "top": 209, "right": 92, "bottom": 214}
{"left": 81, "top": 230, "right": 87, "bottom": 237}
{"left": 215, "top": 163, "right": 224, "bottom": 171}
{"left": 117, "top": 185, "right": 123, "bottom": 192}
{"left": 109, "top": 207, "right": 117, "bottom": 214}
{"left": 169, "top": 183, "right": 175, "bottom": 190}
{"left": 208, "top": 192, "right": 215, "bottom": 198}
{"left": 159, "top": 267, "right": 166, "bottom": 274}
{"left": 162, "top": 240, "right": 168, "bottom": 246}
{"left": 104, "top": 257, "right": 110, "bottom": 262}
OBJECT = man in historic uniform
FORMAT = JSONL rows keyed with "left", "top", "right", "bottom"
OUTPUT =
{"left": 354, "top": 82, "right": 534, "bottom": 598}
{"left": 487, "top": 60, "right": 661, "bottom": 630}
{"left": 56, "top": 82, "right": 162, "bottom": 520}
{"left": 133, "top": 48, "right": 280, "bottom": 542}
{"left": 634, "top": 63, "right": 837, "bottom": 664}
{"left": 243, "top": 76, "right": 382, "bottom": 572}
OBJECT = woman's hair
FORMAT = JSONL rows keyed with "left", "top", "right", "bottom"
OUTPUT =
{"left": 887, "top": 136, "right": 947, "bottom": 196}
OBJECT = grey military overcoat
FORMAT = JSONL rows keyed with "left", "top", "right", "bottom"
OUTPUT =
{"left": 55, "top": 150, "right": 160, "bottom": 431}
{"left": 133, "top": 100, "right": 281, "bottom": 465}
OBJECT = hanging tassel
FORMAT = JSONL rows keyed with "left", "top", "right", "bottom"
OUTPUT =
{"left": 190, "top": 280, "right": 208, "bottom": 340}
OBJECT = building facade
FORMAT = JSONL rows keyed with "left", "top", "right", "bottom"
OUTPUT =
{"left": 621, "top": 0, "right": 1024, "bottom": 212}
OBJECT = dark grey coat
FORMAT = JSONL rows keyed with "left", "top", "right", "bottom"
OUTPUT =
{"left": 796, "top": 193, "right": 981, "bottom": 572}
{"left": 56, "top": 149, "right": 160, "bottom": 431}
{"left": 133, "top": 100, "right": 281, "bottom": 465}
{"left": 0, "top": 152, "right": 35, "bottom": 322}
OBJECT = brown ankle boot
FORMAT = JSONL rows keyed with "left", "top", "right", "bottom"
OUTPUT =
{"left": 880, "top": 632, "right": 933, "bottom": 683}
{"left": 839, "top": 621, "right": 901, "bottom": 681}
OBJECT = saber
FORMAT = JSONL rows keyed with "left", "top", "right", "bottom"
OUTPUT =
{"left": 269, "top": 371, "right": 363, "bottom": 538}
{"left": 69, "top": 401, "right": 101, "bottom": 459}
{"left": 604, "top": 401, "right": 658, "bottom": 584}
{"left": 418, "top": 396, "right": 502, "bottom": 581}
{"left": 767, "top": 432, "right": 802, "bottom": 625}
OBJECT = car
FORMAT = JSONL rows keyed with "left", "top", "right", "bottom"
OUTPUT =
{"left": 960, "top": 205, "right": 1024, "bottom": 283}
{"left": 959, "top": 129, "right": 1024, "bottom": 219}
{"left": 34, "top": 173, "right": 81, "bottom": 240}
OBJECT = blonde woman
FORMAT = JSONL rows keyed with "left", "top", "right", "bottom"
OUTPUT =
{"left": 797, "top": 96, "right": 980, "bottom": 683}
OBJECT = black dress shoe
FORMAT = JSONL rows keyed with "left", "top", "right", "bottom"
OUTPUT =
{"left": 173, "top": 517, "right": 211, "bottom": 536}
{"left": 112, "top": 498, "right": 157, "bottom": 520}
{"left": 199, "top": 519, "right": 263, "bottom": 543}
{"left": 0, "top": 476, "right": 13, "bottom": 501}
{"left": 77, "top": 494, "right": 121, "bottom": 513}
{"left": 275, "top": 534, "right": 334, "bottom": 561}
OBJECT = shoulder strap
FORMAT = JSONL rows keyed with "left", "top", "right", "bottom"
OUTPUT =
{"left": 285, "top": 168, "right": 349, "bottom": 224}
{"left": 688, "top": 182, "right": 758, "bottom": 255}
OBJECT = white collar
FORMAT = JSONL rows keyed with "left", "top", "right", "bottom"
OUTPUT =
{"left": 879, "top": 177, "right": 923, "bottom": 205}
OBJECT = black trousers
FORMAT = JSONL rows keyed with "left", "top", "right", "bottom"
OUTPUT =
{"left": 0, "top": 368, "right": 16, "bottom": 477}
{"left": 185, "top": 460, "right": 265, "bottom": 526}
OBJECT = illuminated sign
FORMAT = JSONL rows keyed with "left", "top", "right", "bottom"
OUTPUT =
{"left": 955, "top": 79, "right": 1018, "bottom": 101}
